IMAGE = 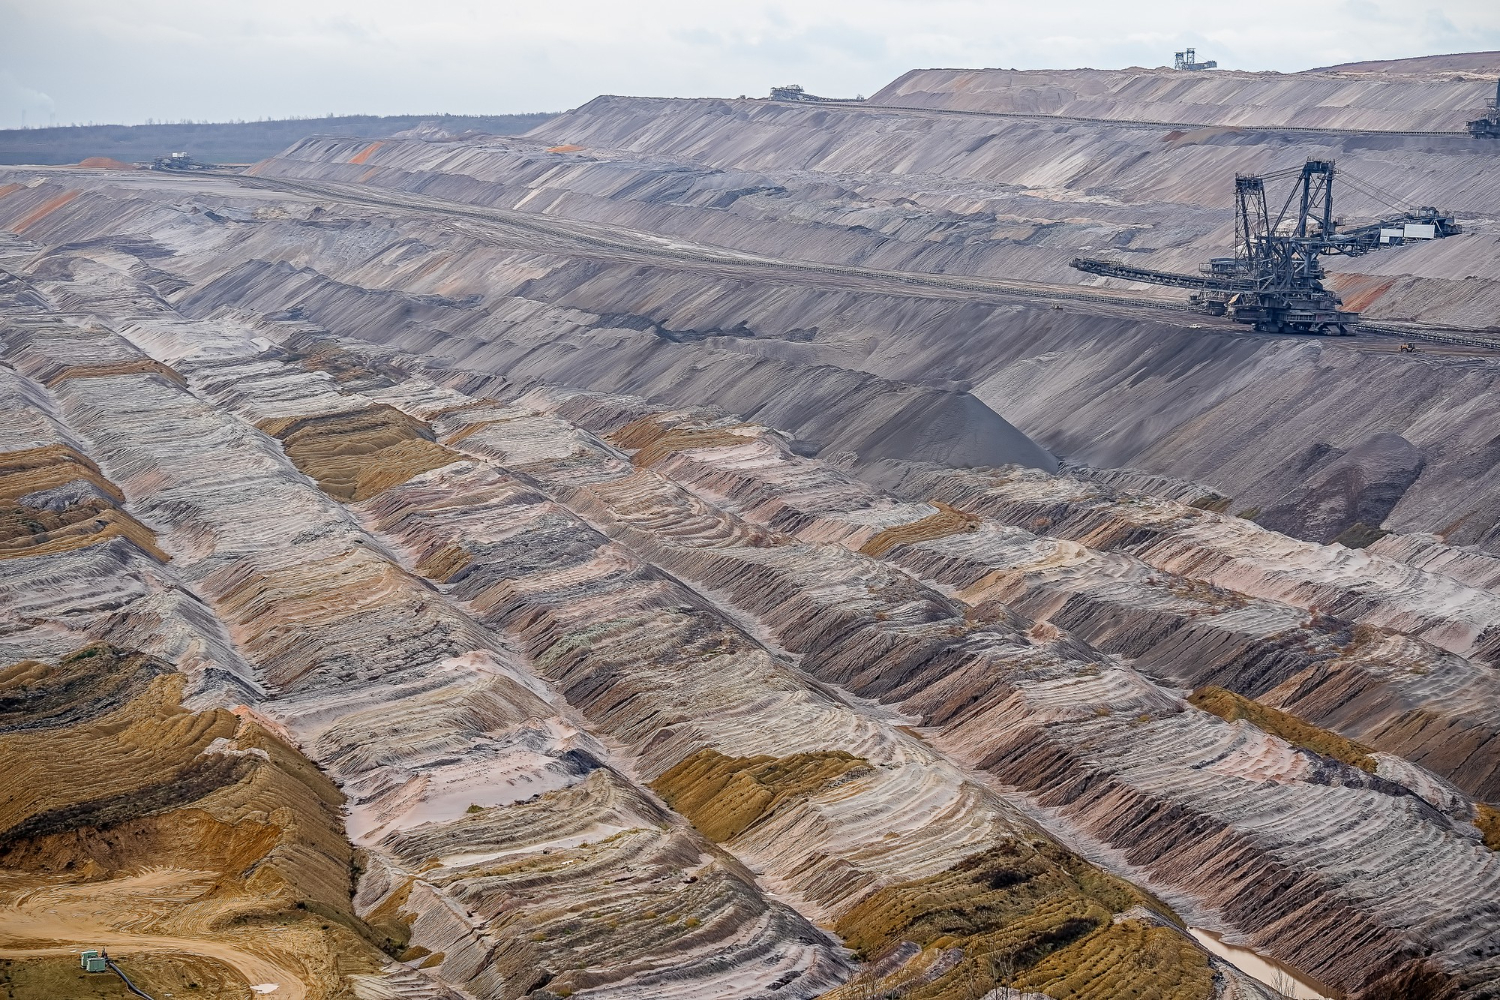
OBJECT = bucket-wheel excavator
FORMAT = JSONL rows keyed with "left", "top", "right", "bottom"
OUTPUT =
{"left": 1072, "top": 159, "right": 1459, "bottom": 335}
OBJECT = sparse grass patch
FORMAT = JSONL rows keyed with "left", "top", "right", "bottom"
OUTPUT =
{"left": 859, "top": 502, "right": 981, "bottom": 558}
{"left": 1013, "top": 918, "right": 1213, "bottom": 1000}
{"left": 829, "top": 839, "right": 1207, "bottom": 1000}
{"left": 1332, "top": 521, "right": 1391, "bottom": 549}
{"left": 1189, "top": 686, "right": 1377, "bottom": 772}
{"left": 1475, "top": 803, "right": 1500, "bottom": 851}
{"left": 651, "top": 747, "right": 873, "bottom": 841}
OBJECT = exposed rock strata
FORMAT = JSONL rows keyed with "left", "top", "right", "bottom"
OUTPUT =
{"left": 3, "top": 61, "right": 1500, "bottom": 1000}
{"left": 0, "top": 645, "right": 389, "bottom": 1000}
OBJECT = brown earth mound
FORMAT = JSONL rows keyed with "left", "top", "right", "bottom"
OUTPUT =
{"left": 1311, "top": 51, "right": 1500, "bottom": 76}
{"left": 610, "top": 414, "right": 757, "bottom": 468}
{"left": 860, "top": 502, "right": 980, "bottom": 558}
{"left": 74, "top": 157, "right": 135, "bottom": 170}
{"left": 261, "top": 404, "right": 462, "bottom": 502}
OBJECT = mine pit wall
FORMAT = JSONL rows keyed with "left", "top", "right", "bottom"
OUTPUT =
{"left": 880, "top": 538, "right": 1500, "bottom": 802}
{"left": 539, "top": 411, "right": 1500, "bottom": 988}
{"left": 868, "top": 67, "right": 1497, "bottom": 131}
{"left": 261, "top": 107, "right": 1500, "bottom": 330}
{"left": 560, "top": 490, "right": 1468, "bottom": 997}
{"left": 200, "top": 233, "right": 1500, "bottom": 552}
{"left": 7, "top": 169, "right": 1500, "bottom": 555}
{"left": 264, "top": 406, "right": 1208, "bottom": 998}
{"left": 172, "top": 256, "right": 1057, "bottom": 475}
{"left": 0, "top": 275, "right": 851, "bottom": 997}
{"left": 6, "top": 134, "right": 1500, "bottom": 996}
{"left": 5, "top": 250, "right": 1494, "bottom": 1000}
{"left": 639, "top": 423, "right": 1500, "bottom": 812}
{"left": 200, "top": 141, "right": 1500, "bottom": 552}
{"left": 404, "top": 398, "right": 1497, "bottom": 998}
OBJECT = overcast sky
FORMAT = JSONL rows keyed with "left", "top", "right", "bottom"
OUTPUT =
{"left": 3, "top": 0, "right": 1499, "bottom": 129}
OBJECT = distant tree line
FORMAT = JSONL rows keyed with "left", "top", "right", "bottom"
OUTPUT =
{"left": 0, "top": 112, "right": 560, "bottom": 165}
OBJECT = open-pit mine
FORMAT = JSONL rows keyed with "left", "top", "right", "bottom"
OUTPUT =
{"left": 3, "top": 52, "right": 1500, "bottom": 1000}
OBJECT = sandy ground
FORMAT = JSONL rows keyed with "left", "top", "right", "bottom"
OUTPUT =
{"left": 0, "top": 871, "right": 306, "bottom": 1000}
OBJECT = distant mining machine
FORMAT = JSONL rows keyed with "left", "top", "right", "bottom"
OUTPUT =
{"left": 1174, "top": 48, "right": 1217, "bottom": 71}
{"left": 151, "top": 151, "right": 211, "bottom": 171}
{"left": 769, "top": 84, "right": 864, "bottom": 103}
{"left": 1071, "top": 159, "right": 1460, "bottom": 335}
{"left": 1469, "top": 78, "right": 1500, "bottom": 138}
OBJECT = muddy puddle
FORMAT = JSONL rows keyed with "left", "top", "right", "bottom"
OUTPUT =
{"left": 1190, "top": 928, "right": 1335, "bottom": 999}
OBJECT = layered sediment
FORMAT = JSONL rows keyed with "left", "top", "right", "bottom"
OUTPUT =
{"left": 3, "top": 55, "right": 1499, "bottom": 1000}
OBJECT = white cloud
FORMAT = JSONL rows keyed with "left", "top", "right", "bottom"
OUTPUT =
{"left": 0, "top": 71, "right": 56, "bottom": 128}
{"left": 0, "top": 0, "right": 1497, "bottom": 128}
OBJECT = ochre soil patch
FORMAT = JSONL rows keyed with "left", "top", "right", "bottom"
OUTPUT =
{"left": 0, "top": 645, "right": 386, "bottom": 999}
{"left": 12, "top": 190, "right": 80, "bottom": 233}
{"left": 261, "top": 404, "right": 462, "bottom": 502}
{"left": 651, "top": 748, "right": 873, "bottom": 841}
{"left": 0, "top": 445, "right": 124, "bottom": 504}
{"left": 1476, "top": 803, "right": 1500, "bottom": 851}
{"left": 830, "top": 840, "right": 1211, "bottom": 1000}
{"left": 0, "top": 446, "right": 167, "bottom": 562}
{"left": 415, "top": 541, "right": 472, "bottom": 581}
{"left": 609, "top": 415, "right": 755, "bottom": 468}
{"left": 348, "top": 141, "right": 384, "bottom": 165}
{"left": 1190, "top": 685, "right": 1378, "bottom": 772}
{"left": 0, "top": 498, "right": 168, "bottom": 562}
{"left": 859, "top": 502, "right": 981, "bottom": 558}
{"left": 1326, "top": 273, "right": 1398, "bottom": 313}
{"left": 41, "top": 358, "right": 185, "bottom": 389}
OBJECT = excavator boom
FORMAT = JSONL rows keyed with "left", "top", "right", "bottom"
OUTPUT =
{"left": 1070, "top": 257, "right": 1249, "bottom": 291}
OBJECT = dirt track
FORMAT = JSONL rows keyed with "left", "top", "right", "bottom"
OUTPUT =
{"left": 0, "top": 872, "right": 308, "bottom": 1000}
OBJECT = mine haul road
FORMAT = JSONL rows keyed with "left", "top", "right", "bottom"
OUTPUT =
{"left": 0, "top": 870, "right": 311, "bottom": 999}
{"left": 0, "top": 941, "right": 304, "bottom": 995}
{"left": 0, "top": 942, "right": 306, "bottom": 1000}
{"left": 773, "top": 96, "right": 1479, "bottom": 139}
{"left": 204, "top": 171, "right": 1497, "bottom": 353}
